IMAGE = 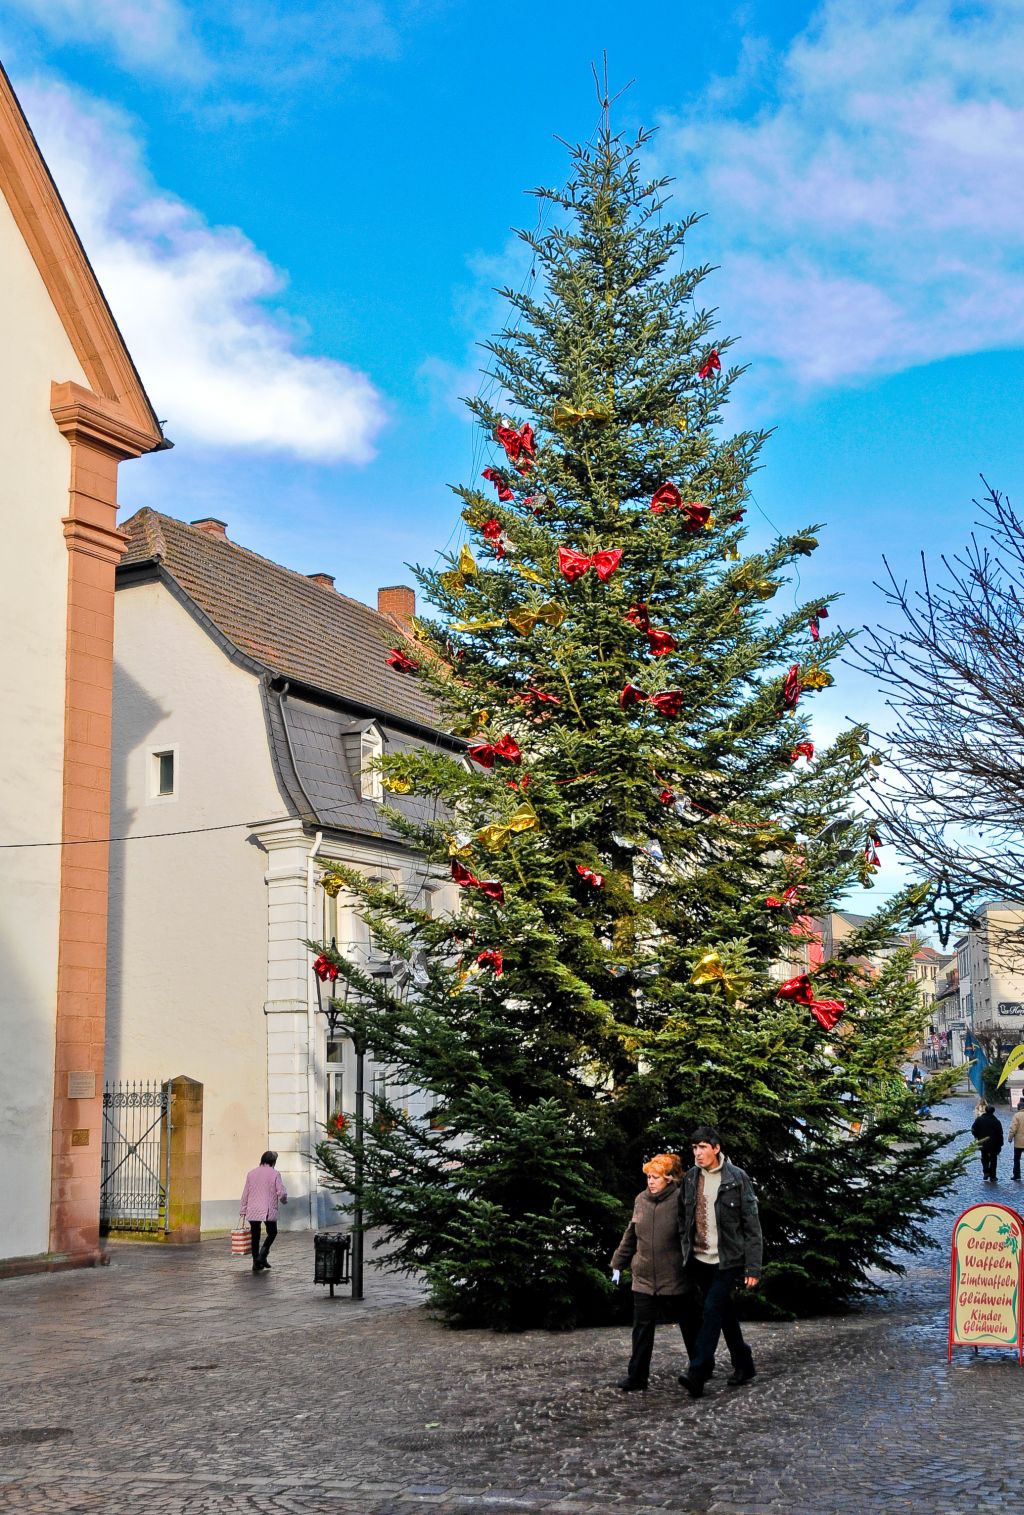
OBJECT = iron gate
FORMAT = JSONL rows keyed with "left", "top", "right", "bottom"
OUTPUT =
{"left": 99, "top": 1080, "right": 171, "bottom": 1235}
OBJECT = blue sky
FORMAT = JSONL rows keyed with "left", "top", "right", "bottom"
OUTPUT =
{"left": 3, "top": 0, "right": 1023, "bottom": 917}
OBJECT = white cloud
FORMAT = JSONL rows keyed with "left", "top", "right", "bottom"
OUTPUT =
{"left": 4, "top": 0, "right": 207, "bottom": 80}
{"left": 20, "top": 77, "right": 386, "bottom": 463}
{"left": 657, "top": 0, "right": 1024, "bottom": 393}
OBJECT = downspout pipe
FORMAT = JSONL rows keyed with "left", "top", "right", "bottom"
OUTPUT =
{"left": 305, "top": 827, "right": 324, "bottom": 1230}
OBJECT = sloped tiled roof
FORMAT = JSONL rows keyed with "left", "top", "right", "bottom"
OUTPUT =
{"left": 119, "top": 509, "right": 440, "bottom": 731}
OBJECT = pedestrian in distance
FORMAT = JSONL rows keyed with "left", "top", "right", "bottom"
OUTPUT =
{"left": 1011, "top": 1100, "right": 1024, "bottom": 1182}
{"left": 677, "top": 1125, "right": 762, "bottom": 1400}
{"left": 240, "top": 1151, "right": 287, "bottom": 1272}
{"left": 609, "top": 1153, "right": 702, "bottom": 1392}
{"left": 971, "top": 1104, "right": 1005, "bottom": 1182}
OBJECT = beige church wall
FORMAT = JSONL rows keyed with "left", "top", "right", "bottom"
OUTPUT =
{"left": 0, "top": 187, "right": 88, "bottom": 1261}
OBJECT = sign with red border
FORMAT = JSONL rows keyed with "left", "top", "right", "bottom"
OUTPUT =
{"left": 948, "top": 1202, "right": 1024, "bottom": 1362}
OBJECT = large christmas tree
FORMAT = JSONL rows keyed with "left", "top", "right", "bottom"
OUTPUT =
{"left": 315, "top": 125, "right": 963, "bottom": 1329}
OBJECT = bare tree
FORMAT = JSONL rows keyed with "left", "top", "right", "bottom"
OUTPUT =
{"left": 853, "top": 481, "right": 1024, "bottom": 934}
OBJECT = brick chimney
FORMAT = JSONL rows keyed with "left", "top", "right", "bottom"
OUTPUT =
{"left": 308, "top": 572, "right": 336, "bottom": 589}
{"left": 191, "top": 517, "right": 228, "bottom": 539}
{"left": 378, "top": 585, "right": 415, "bottom": 625}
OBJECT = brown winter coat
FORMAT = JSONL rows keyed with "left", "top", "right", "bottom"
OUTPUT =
{"left": 1009, "top": 1108, "right": 1024, "bottom": 1149}
{"left": 610, "top": 1181, "right": 687, "bottom": 1296}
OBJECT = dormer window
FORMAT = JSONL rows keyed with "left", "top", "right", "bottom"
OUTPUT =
{"left": 360, "top": 725, "right": 383, "bottom": 801}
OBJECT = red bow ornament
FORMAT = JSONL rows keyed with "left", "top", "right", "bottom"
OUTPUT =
{"left": 682, "top": 502, "right": 712, "bottom": 533}
{"left": 557, "top": 546, "right": 623, "bottom": 583}
{"left": 766, "top": 887, "right": 805, "bottom": 911}
{"left": 476, "top": 949, "right": 504, "bottom": 977}
{"left": 482, "top": 467, "right": 514, "bottom": 502}
{"left": 791, "top": 741, "right": 815, "bottom": 763}
{"left": 625, "top": 602, "right": 651, "bottom": 630}
{"left": 386, "top": 648, "right": 419, "bottom": 674}
{"left": 776, "top": 973, "right": 815, "bottom": 1005}
{"left": 515, "top": 686, "right": 562, "bottom": 709}
{"left": 698, "top": 349, "right": 722, "bottom": 380}
{"left": 619, "top": 684, "right": 686, "bottom": 717}
{"left": 467, "top": 734, "right": 522, "bottom": 768}
{"left": 864, "top": 842, "right": 881, "bottom": 869}
{"left": 781, "top": 665, "right": 803, "bottom": 710}
{"left": 646, "top": 627, "right": 677, "bottom": 658}
{"left": 650, "top": 483, "right": 682, "bottom": 514}
{"left": 809, "top": 999, "right": 845, "bottom": 1031}
{"left": 809, "top": 606, "right": 828, "bottom": 643}
{"left": 450, "top": 859, "right": 505, "bottom": 904}
{"left": 776, "top": 974, "right": 845, "bottom": 1030}
{"left": 481, "top": 516, "right": 508, "bottom": 560}
{"left": 312, "top": 954, "right": 339, "bottom": 983}
{"left": 576, "top": 864, "right": 605, "bottom": 888}
{"left": 495, "top": 422, "right": 536, "bottom": 473}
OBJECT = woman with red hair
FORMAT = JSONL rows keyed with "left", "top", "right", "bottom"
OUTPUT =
{"left": 609, "top": 1153, "right": 700, "bottom": 1391}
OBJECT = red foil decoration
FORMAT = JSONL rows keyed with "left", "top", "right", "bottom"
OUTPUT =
{"left": 576, "top": 864, "right": 605, "bottom": 888}
{"left": 809, "top": 999, "right": 845, "bottom": 1031}
{"left": 782, "top": 665, "right": 803, "bottom": 710}
{"left": 698, "top": 350, "right": 722, "bottom": 380}
{"left": 451, "top": 859, "right": 505, "bottom": 904}
{"left": 625, "top": 602, "right": 651, "bottom": 630}
{"left": 682, "top": 502, "right": 712, "bottom": 532}
{"left": 386, "top": 648, "right": 419, "bottom": 674}
{"left": 790, "top": 741, "right": 815, "bottom": 763}
{"left": 777, "top": 973, "right": 815, "bottom": 1005}
{"left": 312, "top": 954, "right": 339, "bottom": 982}
{"left": 650, "top": 482, "right": 682, "bottom": 514}
{"left": 515, "top": 686, "right": 562, "bottom": 709}
{"left": 495, "top": 422, "right": 536, "bottom": 472}
{"left": 646, "top": 628, "right": 677, "bottom": 657}
{"left": 476, "top": 949, "right": 504, "bottom": 976}
{"left": 557, "top": 546, "right": 623, "bottom": 583}
{"left": 482, "top": 467, "right": 514, "bottom": 501}
{"left": 619, "top": 683, "right": 647, "bottom": 710}
{"left": 658, "top": 788, "right": 676, "bottom": 805}
{"left": 467, "top": 734, "right": 523, "bottom": 768}
{"left": 650, "top": 690, "right": 685, "bottom": 717}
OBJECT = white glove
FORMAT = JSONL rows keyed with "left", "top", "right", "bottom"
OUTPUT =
{"left": 611, "top": 1268, "right": 621, "bottom": 1284}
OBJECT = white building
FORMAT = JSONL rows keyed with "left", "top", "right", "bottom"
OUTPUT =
{"left": 107, "top": 510, "right": 457, "bottom": 1229}
{"left": 0, "top": 64, "right": 165, "bottom": 1272}
{"left": 961, "top": 903, "right": 1024, "bottom": 1053}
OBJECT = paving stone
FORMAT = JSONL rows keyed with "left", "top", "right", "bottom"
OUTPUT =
{"left": 0, "top": 1096, "right": 1016, "bottom": 1514}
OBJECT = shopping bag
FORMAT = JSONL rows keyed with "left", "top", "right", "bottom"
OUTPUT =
{"left": 230, "top": 1219, "right": 251, "bottom": 1257}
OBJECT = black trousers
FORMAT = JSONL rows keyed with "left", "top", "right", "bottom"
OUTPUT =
{"left": 981, "top": 1146, "right": 1000, "bottom": 1181}
{"left": 1014, "top": 1147, "right": 1023, "bottom": 1180}
{"left": 687, "top": 1260, "right": 753, "bottom": 1384}
{"left": 250, "top": 1219, "right": 278, "bottom": 1265}
{"left": 625, "top": 1290, "right": 702, "bottom": 1387}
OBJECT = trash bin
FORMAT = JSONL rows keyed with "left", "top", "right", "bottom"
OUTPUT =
{"left": 313, "top": 1231, "right": 352, "bottom": 1297}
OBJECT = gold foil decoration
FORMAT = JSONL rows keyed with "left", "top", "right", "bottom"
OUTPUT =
{"left": 321, "top": 873, "right": 343, "bottom": 898}
{"left": 551, "top": 402, "right": 611, "bottom": 430}
{"left": 689, "top": 951, "right": 747, "bottom": 1004}
{"left": 507, "top": 602, "right": 566, "bottom": 636}
{"left": 476, "top": 801, "right": 541, "bottom": 853}
{"left": 802, "top": 667, "right": 834, "bottom": 691}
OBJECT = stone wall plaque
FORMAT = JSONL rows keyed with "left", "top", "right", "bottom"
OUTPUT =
{"left": 948, "top": 1202, "right": 1024, "bottom": 1362}
{"left": 70, "top": 1129, "right": 90, "bottom": 1147}
{"left": 67, "top": 1071, "right": 96, "bottom": 1100}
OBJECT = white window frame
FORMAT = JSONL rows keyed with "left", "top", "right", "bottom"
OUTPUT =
{"left": 147, "top": 745, "right": 179, "bottom": 804}
{"left": 360, "top": 726, "right": 383, "bottom": 802}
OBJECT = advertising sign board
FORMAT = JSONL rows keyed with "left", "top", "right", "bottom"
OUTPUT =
{"left": 948, "top": 1203, "right": 1024, "bottom": 1362}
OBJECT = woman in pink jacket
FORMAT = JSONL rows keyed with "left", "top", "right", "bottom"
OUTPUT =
{"left": 240, "top": 1151, "right": 287, "bottom": 1272}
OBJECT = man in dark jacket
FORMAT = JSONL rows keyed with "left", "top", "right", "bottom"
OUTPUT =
{"left": 677, "top": 1124, "right": 762, "bottom": 1399}
{"left": 610, "top": 1153, "right": 701, "bottom": 1391}
{"left": 972, "top": 1104, "right": 1005, "bottom": 1181}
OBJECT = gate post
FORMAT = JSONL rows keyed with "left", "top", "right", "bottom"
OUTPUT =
{"left": 164, "top": 1076, "right": 203, "bottom": 1244}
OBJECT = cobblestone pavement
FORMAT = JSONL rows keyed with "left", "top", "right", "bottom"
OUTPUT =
{"left": 2, "top": 1096, "right": 1021, "bottom": 1515}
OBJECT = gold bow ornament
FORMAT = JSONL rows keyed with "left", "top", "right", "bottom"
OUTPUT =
{"left": 476, "top": 801, "right": 541, "bottom": 853}
{"left": 689, "top": 950, "right": 748, "bottom": 1004}
{"left": 507, "top": 602, "right": 566, "bottom": 636}
{"left": 438, "top": 545, "right": 478, "bottom": 596}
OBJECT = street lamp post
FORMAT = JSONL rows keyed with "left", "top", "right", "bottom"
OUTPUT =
{"left": 312, "top": 946, "right": 391, "bottom": 1302}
